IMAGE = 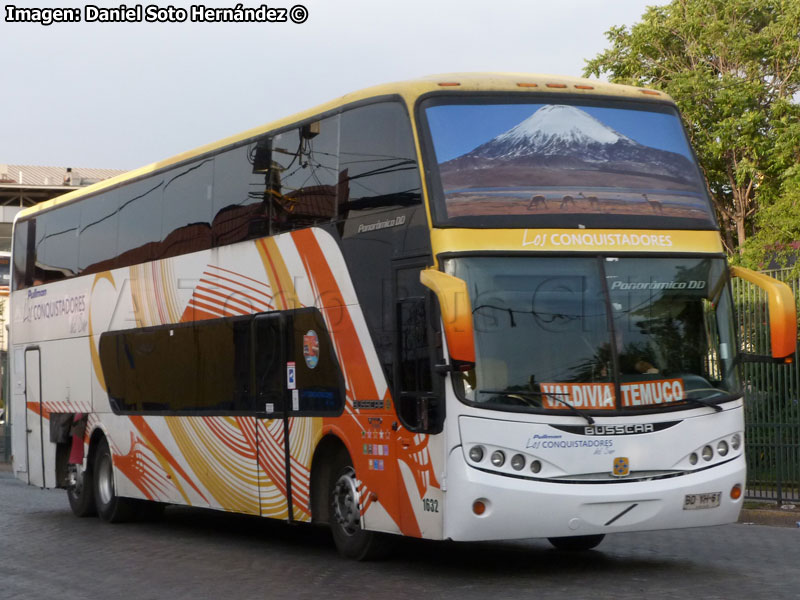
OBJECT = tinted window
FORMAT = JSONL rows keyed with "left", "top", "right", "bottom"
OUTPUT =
{"left": 35, "top": 204, "right": 80, "bottom": 283}
{"left": 161, "top": 159, "right": 214, "bottom": 258}
{"left": 338, "top": 103, "right": 421, "bottom": 217}
{"left": 12, "top": 220, "right": 30, "bottom": 290}
{"left": 271, "top": 116, "right": 339, "bottom": 233}
{"left": 254, "top": 315, "right": 284, "bottom": 412}
{"left": 212, "top": 140, "right": 270, "bottom": 246}
{"left": 101, "top": 315, "right": 254, "bottom": 413}
{"left": 117, "top": 178, "right": 164, "bottom": 265}
{"left": 99, "top": 309, "right": 342, "bottom": 415}
{"left": 79, "top": 191, "right": 119, "bottom": 274}
{"left": 195, "top": 318, "right": 252, "bottom": 410}
{"left": 291, "top": 309, "right": 343, "bottom": 414}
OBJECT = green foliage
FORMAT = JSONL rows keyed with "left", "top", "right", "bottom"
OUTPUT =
{"left": 740, "top": 172, "right": 800, "bottom": 274}
{"left": 584, "top": 0, "right": 800, "bottom": 255}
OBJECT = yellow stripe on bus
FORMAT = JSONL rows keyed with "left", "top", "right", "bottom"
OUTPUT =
{"left": 431, "top": 228, "right": 723, "bottom": 258}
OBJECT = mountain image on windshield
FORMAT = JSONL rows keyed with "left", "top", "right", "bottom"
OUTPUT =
{"left": 433, "top": 104, "right": 712, "bottom": 221}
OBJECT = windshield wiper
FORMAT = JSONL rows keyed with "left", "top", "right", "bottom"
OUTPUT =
{"left": 479, "top": 389, "right": 595, "bottom": 425}
{"left": 680, "top": 392, "right": 742, "bottom": 412}
{"left": 625, "top": 392, "right": 741, "bottom": 413}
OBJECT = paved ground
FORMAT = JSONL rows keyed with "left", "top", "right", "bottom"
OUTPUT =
{"left": 2, "top": 469, "right": 800, "bottom": 600}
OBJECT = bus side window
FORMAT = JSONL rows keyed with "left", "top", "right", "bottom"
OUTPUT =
{"left": 78, "top": 191, "right": 119, "bottom": 274}
{"left": 35, "top": 204, "right": 80, "bottom": 284}
{"left": 160, "top": 158, "right": 214, "bottom": 259}
{"left": 270, "top": 116, "right": 340, "bottom": 235}
{"left": 212, "top": 141, "right": 271, "bottom": 246}
{"left": 338, "top": 102, "right": 422, "bottom": 220}
{"left": 290, "top": 309, "right": 344, "bottom": 414}
{"left": 117, "top": 178, "right": 165, "bottom": 266}
{"left": 12, "top": 219, "right": 31, "bottom": 289}
{"left": 254, "top": 314, "right": 285, "bottom": 414}
{"left": 337, "top": 102, "right": 428, "bottom": 395}
{"left": 195, "top": 317, "right": 252, "bottom": 412}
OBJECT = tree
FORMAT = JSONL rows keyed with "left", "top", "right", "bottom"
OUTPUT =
{"left": 740, "top": 168, "right": 800, "bottom": 273}
{"left": 584, "top": 0, "right": 800, "bottom": 255}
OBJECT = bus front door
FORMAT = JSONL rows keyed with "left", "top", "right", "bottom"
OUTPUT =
{"left": 24, "top": 348, "right": 45, "bottom": 488}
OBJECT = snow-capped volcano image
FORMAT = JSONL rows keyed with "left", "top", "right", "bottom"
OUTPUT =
{"left": 472, "top": 105, "right": 632, "bottom": 158}
{"left": 438, "top": 104, "right": 701, "bottom": 190}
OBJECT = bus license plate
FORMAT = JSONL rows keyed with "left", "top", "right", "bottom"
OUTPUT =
{"left": 683, "top": 492, "right": 721, "bottom": 510}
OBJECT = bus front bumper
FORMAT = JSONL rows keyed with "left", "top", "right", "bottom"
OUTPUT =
{"left": 443, "top": 449, "right": 745, "bottom": 541}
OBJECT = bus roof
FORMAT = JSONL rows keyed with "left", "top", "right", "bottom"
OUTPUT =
{"left": 17, "top": 73, "right": 674, "bottom": 221}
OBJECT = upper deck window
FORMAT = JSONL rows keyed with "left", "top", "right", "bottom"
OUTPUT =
{"left": 419, "top": 96, "right": 716, "bottom": 230}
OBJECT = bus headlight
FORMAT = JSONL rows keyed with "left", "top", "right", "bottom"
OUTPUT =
{"left": 702, "top": 445, "right": 714, "bottom": 461}
{"left": 510, "top": 454, "right": 525, "bottom": 471}
{"left": 717, "top": 440, "right": 729, "bottom": 456}
{"left": 469, "top": 445, "right": 485, "bottom": 463}
{"left": 731, "top": 433, "right": 741, "bottom": 450}
{"left": 490, "top": 451, "right": 505, "bottom": 467}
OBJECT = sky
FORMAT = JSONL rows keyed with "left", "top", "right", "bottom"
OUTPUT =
{"left": 2, "top": 0, "right": 662, "bottom": 171}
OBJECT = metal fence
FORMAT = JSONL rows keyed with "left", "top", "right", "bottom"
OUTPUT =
{"left": 735, "top": 268, "right": 800, "bottom": 504}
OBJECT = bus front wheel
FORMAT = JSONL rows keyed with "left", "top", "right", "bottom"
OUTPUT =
{"left": 548, "top": 534, "right": 605, "bottom": 551}
{"left": 93, "top": 437, "right": 136, "bottom": 523}
{"left": 328, "top": 452, "right": 392, "bottom": 560}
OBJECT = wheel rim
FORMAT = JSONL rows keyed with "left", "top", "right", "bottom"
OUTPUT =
{"left": 332, "top": 466, "right": 361, "bottom": 536}
{"left": 72, "top": 467, "right": 84, "bottom": 496}
{"left": 97, "top": 454, "right": 114, "bottom": 507}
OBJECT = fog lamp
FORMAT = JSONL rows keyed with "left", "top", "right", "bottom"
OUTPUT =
{"left": 717, "top": 440, "right": 729, "bottom": 457}
{"left": 491, "top": 451, "right": 505, "bottom": 467}
{"left": 469, "top": 445, "right": 485, "bottom": 463}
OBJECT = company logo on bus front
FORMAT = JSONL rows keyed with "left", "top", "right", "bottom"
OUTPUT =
{"left": 550, "top": 422, "right": 680, "bottom": 436}
{"left": 586, "top": 423, "right": 653, "bottom": 435}
{"left": 612, "top": 457, "right": 630, "bottom": 477}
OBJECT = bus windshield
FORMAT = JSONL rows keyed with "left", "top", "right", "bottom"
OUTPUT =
{"left": 421, "top": 97, "right": 716, "bottom": 230}
{"left": 449, "top": 256, "right": 740, "bottom": 414}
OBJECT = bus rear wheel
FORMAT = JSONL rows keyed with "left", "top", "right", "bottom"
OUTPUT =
{"left": 328, "top": 452, "right": 392, "bottom": 560}
{"left": 67, "top": 463, "right": 97, "bottom": 517}
{"left": 93, "top": 437, "right": 136, "bottom": 523}
{"left": 548, "top": 534, "right": 605, "bottom": 551}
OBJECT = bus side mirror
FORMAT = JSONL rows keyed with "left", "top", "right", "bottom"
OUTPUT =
{"left": 731, "top": 266, "right": 797, "bottom": 361}
{"left": 420, "top": 268, "right": 475, "bottom": 371}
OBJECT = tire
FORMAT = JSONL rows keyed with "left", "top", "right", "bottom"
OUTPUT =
{"left": 93, "top": 437, "right": 136, "bottom": 523}
{"left": 548, "top": 534, "right": 605, "bottom": 551}
{"left": 328, "top": 451, "right": 393, "bottom": 560}
{"left": 67, "top": 464, "right": 97, "bottom": 518}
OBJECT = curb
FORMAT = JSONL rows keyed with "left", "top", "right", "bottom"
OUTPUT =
{"left": 739, "top": 507, "right": 800, "bottom": 528}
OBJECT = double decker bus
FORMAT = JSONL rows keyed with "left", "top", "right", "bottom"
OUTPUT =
{"left": 9, "top": 74, "right": 797, "bottom": 559}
